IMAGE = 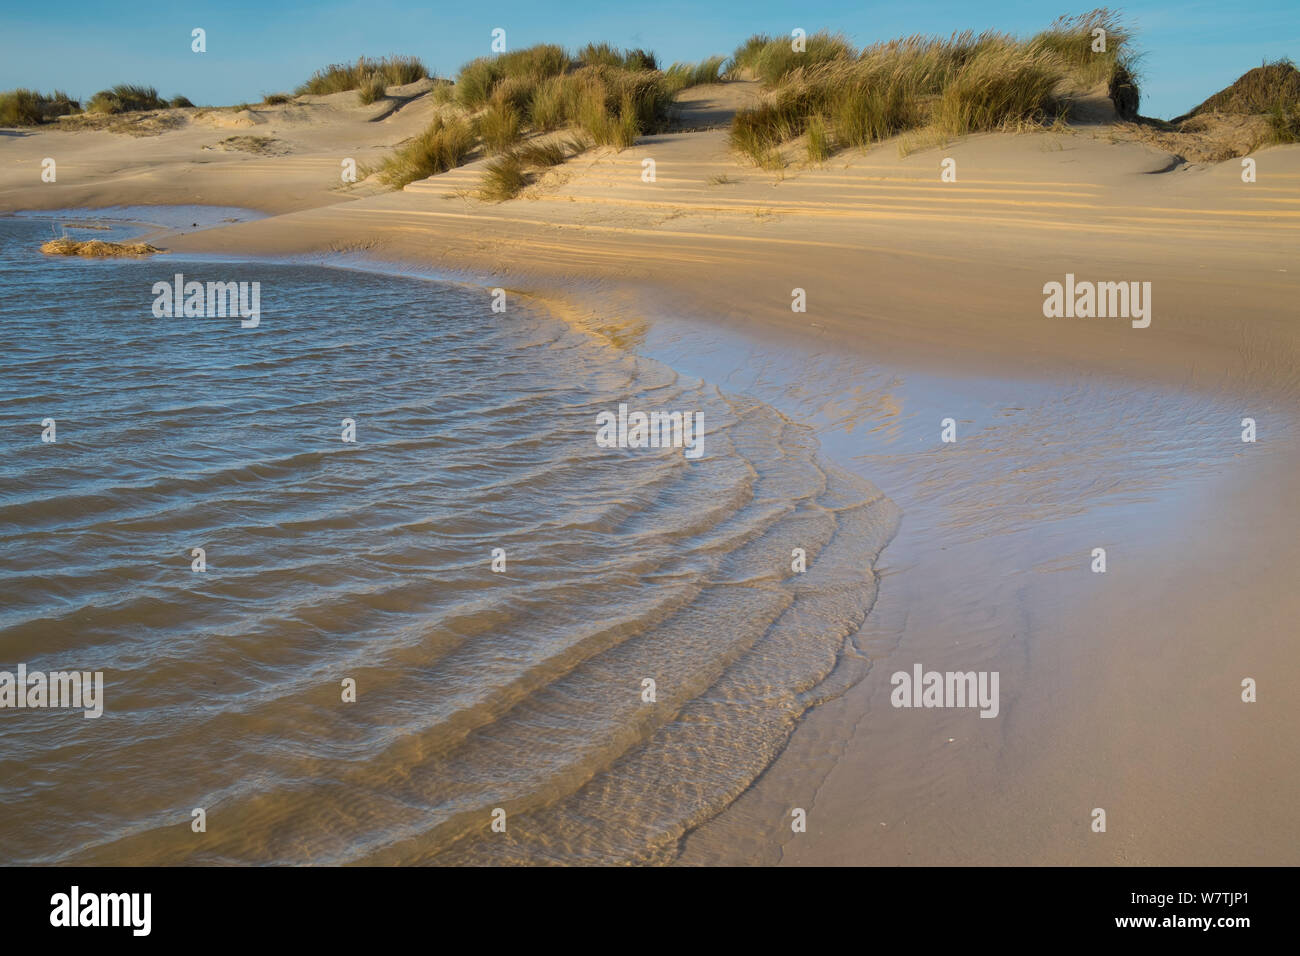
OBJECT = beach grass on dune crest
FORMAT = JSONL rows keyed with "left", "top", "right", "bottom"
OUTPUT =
{"left": 476, "top": 95, "right": 523, "bottom": 153}
{"left": 452, "top": 43, "right": 682, "bottom": 144}
{"left": 729, "top": 9, "right": 1140, "bottom": 166}
{"left": 664, "top": 55, "right": 728, "bottom": 92}
{"left": 372, "top": 40, "right": 706, "bottom": 196}
{"left": 1188, "top": 58, "right": 1300, "bottom": 117}
{"left": 0, "top": 88, "right": 81, "bottom": 125}
{"left": 358, "top": 74, "right": 388, "bottom": 105}
{"left": 1116, "top": 57, "right": 1300, "bottom": 159}
{"left": 1029, "top": 10, "right": 1134, "bottom": 87}
{"left": 1184, "top": 58, "right": 1300, "bottom": 146}
{"left": 934, "top": 44, "right": 1064, "bottom": 135}
{"left": 727, "top": 30, "right": 855, "bottom": 85}
{"left": 87, "top": 84, "right": 174, "bottom": 114}
{"left": 576, "top": 42, "right": 658, "bottom": 72}
{"left": 455, "top": 44, "right": 572, "bottom": 109}
{"left": 570, "top": 67, "right": 672, "bottom": 146}
{"left": 296, "top": 55, "right": 428, "bottom": 95}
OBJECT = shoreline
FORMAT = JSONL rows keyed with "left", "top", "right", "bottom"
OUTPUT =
{"left": 5, "top": 112, "right": 1298, "bottom": 863}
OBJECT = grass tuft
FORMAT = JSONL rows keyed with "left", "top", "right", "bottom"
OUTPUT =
{"left": 933, "top": 45, "right": 1061, "bottom": 135}
{"left": 375, "top": 39, "right": 685, "bottom": 193}
{"left": 476, "top": 96, "right": 523, "bottom": 153}
{"left": 516, "top": 139, "right": 567, "bottom": 167}
{"left": 1186, "top": 58, "right": 1300, "bottom": 120}
{"left": 806, "top": 114, "right": 830, "bottom": 161}
{"left": 1029, "top": 9, "right": 1134, "bottom": 88}
{"left": 664, "top": 55, "right": 727, "bottom": 93}
{"left": 0, "top": 89, "right": 81, "bottom": 125}
{"left": 730, "top": 31, "right": 855, "bottom": 85}
{"left": 478, "top": 152, "right": 532, "bottom": 201}
{"left": 577, "top": 43, "right": 657, "bottom": 71}
{"left": 456, "top": 44, "right": 571, "bottom": 109}
{"left": 727, "top": 15, "right": 1143, "bottom": 163}
{"left": 88, "top": 84, "right": 169, "bottom": 114}
{"left": 358, "top": 73, "right": 387, "bottom": 105}
{"left": 297, "top": 56, "right": 428, "bottom": 95}
{"left": 376, "top": 114, "right": 475, "bottom": 187}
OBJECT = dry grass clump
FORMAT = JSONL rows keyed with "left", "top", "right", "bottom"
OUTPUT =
{"left": 57, "top": 110, "right": 187, "bottom": 136}
{"left": 476, "top": 95, "right": 523, "bottom": 153}
{"left": 1181, "top": 58, "right": 1300, "bottom": 146}
{"left": 1103, "top": 114, "right": 1265, "bottom": 164}
{"left": 805, "top": 114, "right": 831, "bottom": 161}
{"left": 725, "top": 35, "right": 773, "bottom": 78}
{"left": 1187, "top": 59, "right": 1300, "bottom": 117}
{"left": 478, "top": 136, "right": 586, "bottom": 201}
{"left": 452, "top": 43, "right": 675, "bottom": 146}
{"left": 727, "top": 31, "right": 854, "bottom": 85}
{"left": 41, "top": 238, "right": 163, "bottom": 258}
{"left": 515, "top": 139, "right": 567, "bottom": 167}
{"left": 376, "top": 41, "right": 681, "bottom": 192}
{"left": 1268, "top": 102, "right": 1300, "bottom": 144}
{"left": 478, "top": 153, "right": 532, "bottom": 201}
{"left": 1029, "top": 10, "right": 1135, "bottom": 87}
{"left": 375, "top": 114, "right": 475, "bottom": 187}
{"left": 1086, "top": 53, "right": 1300, "bottom": 159}
{"left": 528, "top": 75, "right": 567, "bottom": 130}
{"left": 577, "top": 43, "right": 657, "bottom": 71}
{"left": 358, "top": 74, "right": 388, "bottom": 105}
{"left": 455, "top": 44, "right": 571, "bottom": 109}
{"left": 730, "top": 10, "right": 1139, "bottom": 165}
{"left": 296, "top": 55, "right": 428, "bottom": 95}
{"left": 87, "top": 84, "right": 172, "bottom": 114}
{"left": 568, "top": 66, "right": 672, "bottom": 146}
{"left": 663, "top": 56, "right": 728, "bottom": 93}
{"left": 1105, "top": 57, "right": 1300, "bottom": 160}
{"left": 0, "top": 89, "right": 80, "bottom": 125}
{"left": 933, "top": 44, "right": 1063, "bottom": 135}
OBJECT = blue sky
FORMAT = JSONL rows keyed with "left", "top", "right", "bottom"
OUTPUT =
{"left": 2, "top": 1, "right": 1296, "bottom": 119}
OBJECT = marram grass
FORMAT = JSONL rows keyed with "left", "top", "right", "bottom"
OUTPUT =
{"left": 729, "top": 9, "right": 1140, "bottom": 165}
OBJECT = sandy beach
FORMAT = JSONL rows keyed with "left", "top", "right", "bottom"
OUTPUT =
{"left": 3, "top": 56, "right": 1297, "bottom": 866}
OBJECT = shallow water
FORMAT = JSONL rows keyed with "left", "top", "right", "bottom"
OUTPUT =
{"left": 0, "top": 216, "right": 898, "bottom": 864}
{"left": 604, "top": 285, "right": 1286, "bottom": 866}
